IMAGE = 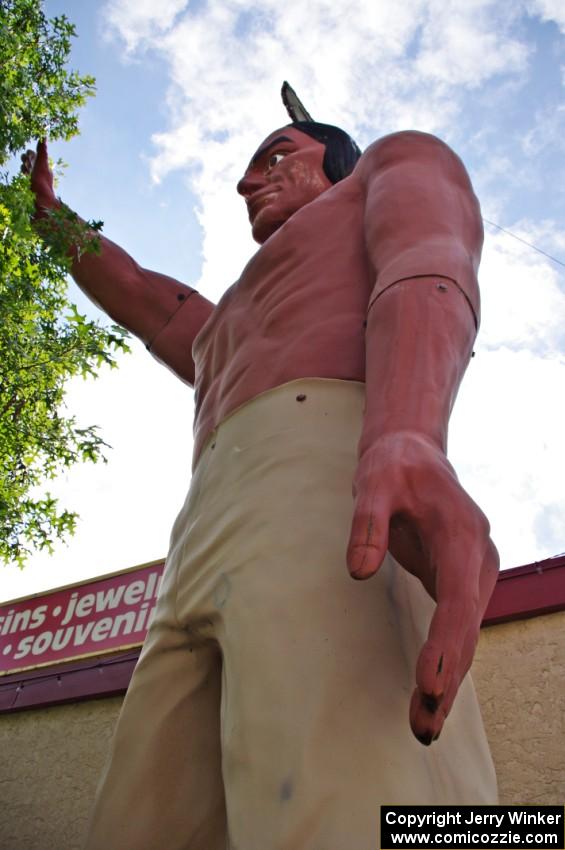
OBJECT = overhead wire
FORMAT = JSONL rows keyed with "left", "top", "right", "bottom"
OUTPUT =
{"left": 483, "top": 217, "right": 565, "bottom": 270}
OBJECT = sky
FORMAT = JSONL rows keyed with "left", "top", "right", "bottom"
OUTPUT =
{"left": 2, "top": 0, "right": 565, "bottom": 602}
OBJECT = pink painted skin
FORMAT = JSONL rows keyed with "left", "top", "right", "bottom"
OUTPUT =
{"left": 21, "top": 141, "right": 214, "bottom": 384}
{"left": 237, "top": 129, "right": 333, "bottom": 242}
{"left": 23, "top": 126, "right": 499, "bottom": 745}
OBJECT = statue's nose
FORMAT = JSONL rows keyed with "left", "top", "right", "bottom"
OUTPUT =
{"left": 237, "top": 170, "right": 266, "bottom": 197}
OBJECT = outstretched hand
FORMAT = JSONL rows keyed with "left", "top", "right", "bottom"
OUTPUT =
{"left": 347, "top": 430, "right": 499, "bottom": 745}
{"left": 21, "top": 140, "right": 58, "bottom": 215}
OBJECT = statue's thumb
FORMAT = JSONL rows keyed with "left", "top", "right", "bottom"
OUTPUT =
{"left": 346, "top": 495, "right": 390, "bottom": 580}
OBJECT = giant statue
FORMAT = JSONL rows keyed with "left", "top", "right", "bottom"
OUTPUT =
{"left": 24, "top": 84, "right": 499, "bottom": 849}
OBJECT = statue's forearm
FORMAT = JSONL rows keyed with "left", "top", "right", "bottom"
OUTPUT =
{"left": 37, "top": 200, "right": 214, "bottom": 385}
{"left": 360, "top": 277, "right": 476, "bottom": 455}
{"left": 70, "top": 228, "right": 191, "bottom": 341}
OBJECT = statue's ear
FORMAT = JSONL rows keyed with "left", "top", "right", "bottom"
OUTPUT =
{"left": 281, "top": 81, "right": 314, "bottom": 123}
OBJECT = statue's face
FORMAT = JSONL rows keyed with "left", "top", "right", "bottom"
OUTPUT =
{"left": 237, "top": 126, "right": 332, "bottom": 244}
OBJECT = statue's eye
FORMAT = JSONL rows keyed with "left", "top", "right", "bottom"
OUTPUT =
{"left": 267, "top": 152, "right": 285, "bottom": 170}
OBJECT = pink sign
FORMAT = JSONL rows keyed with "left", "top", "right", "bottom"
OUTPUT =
{"left": 0, "top": 561, "right": 165, "bottom": 675}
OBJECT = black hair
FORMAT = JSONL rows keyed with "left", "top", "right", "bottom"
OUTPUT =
{"left": 288, "top": 121, "right": 362, "bottom": 184}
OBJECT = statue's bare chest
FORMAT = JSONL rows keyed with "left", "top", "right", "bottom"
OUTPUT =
{"left": 192, "top": 178, "right": 372, "bottom": 456}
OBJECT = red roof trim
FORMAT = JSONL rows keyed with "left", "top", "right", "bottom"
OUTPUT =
{"left": 2, "top": 556, "right": 564, "bottom": 713}
{"left": 0, "top": 651, "right": 138, "bottom": 712}
{"left": 482, "top": 553, "right": 565, "bottom": 626}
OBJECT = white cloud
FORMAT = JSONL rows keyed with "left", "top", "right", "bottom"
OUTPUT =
{"left": 103, "top": 0, "right": 187, "bottom": 52}
{"left": 479, "top": 223, "right": 565, "bottom": 355}
{"left": 450, "top": 223, "right": 565, "bottom": 569}
{"left": 91, "top": 0, "right": 565, "bottom": 576}
{"left": 4, "top": 1, "right": 564, "bottom": 603}
{"left": 102, "top": 0, "right": 536, "bottom": 303}
{"left": 1, "top": 342, "right": 195, "bottom": 602}
{"left": 451, "top": 344, "right": 565, "bottom": 568}
{"left": 528, "top": 0, "right": 565, "bottom": 33}
{"left": 522, "top": 104, "right": 565, "bottom": 156}
{"left": 415, "top": 0, "right": 528, "bottom": 88}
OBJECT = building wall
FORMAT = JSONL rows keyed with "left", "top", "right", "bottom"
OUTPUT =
{"left": 473, "top": 610, "right": 565, "bottom": 806}
{"left": 0, "top": 697, "right": 122, "bottom": 850}
{"left": 0, "top": 611, "right": 563, "bottom": 850}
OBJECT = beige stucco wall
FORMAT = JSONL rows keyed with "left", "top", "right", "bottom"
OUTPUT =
{"left": 0, "top": 611, "right": 563, "bottom": 850}
{"left": 0, "top": 696, "right": 122, "bottom": 850}
{"left": 473, "top": 610, "right": 565, "bottom": 806}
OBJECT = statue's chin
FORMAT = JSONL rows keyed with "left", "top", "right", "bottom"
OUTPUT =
{"left": 251, "top": 211, "right": 286, "bottom": 245}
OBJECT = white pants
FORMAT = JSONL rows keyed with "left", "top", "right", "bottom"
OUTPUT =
{"left": 85, "top": 379, "right": 497, "bottom": 850}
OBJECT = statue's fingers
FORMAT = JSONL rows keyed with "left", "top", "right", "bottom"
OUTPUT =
{"left": 20, "top": 150, "right": 35, "bottom": 174}
{"left": 478, "top": 537, "right": 500, "bottom": 610}
{"left": 418, "top": 596, "right": 474, "bottom": 699}
{"left": 410, "top": 533, "right": 499, "bottom": 745}
{"left": 410, "top": 527, "right": 488, "bottom": 744}
{"left": 409, "top": 686, "right": 444, "bottom": 745}
{"left": 419, "top": 588, "right": 476, "bottom": 703}
{"left": 36, "top": 139, "right": 49, "bottom": 168}
{"left": 409, "top": 619, "right": 478, "bottom": 744}
{"left": 422, "top": 534, "right": 496, "bottom": 698}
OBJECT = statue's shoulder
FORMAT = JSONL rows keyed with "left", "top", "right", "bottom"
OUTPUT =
{"left": 354, "top": 131, "right": 470, "bottom": 188}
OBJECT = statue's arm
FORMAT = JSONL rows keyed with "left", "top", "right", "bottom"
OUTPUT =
{"left": 348, "top": 132, "right": 499, "bottom": 744}
{"left": 24, "top": 141, "right": 214, "bottom": 385}
{"left": 354, "top": 131, "right": 482, "bottom": 454}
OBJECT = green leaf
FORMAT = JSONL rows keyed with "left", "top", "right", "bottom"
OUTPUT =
{"left": 0, "top": 0, "right": 130, "bottom": 568}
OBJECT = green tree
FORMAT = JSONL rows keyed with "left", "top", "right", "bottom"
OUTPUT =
{"left": 0, "top": 0, "right": 129, "bottom": 567}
